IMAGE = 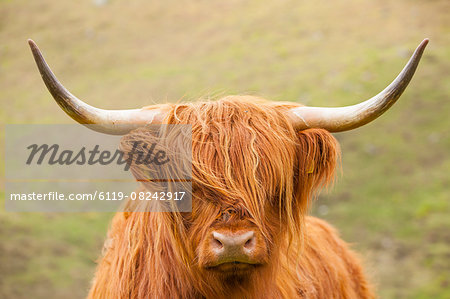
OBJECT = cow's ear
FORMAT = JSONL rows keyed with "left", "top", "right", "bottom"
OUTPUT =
{"left": 295, "top": 129, "right": 340, "bottom": 195}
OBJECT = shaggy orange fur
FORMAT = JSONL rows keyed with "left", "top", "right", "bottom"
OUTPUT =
{"left": 87, "top": 96, "right": 375, "bottom": 298}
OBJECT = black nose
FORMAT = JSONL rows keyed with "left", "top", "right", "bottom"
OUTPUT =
{"left": 211, "top": 230, "right": 256, "bottom": 261}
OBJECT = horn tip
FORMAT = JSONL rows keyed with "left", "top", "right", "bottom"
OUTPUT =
{"left": 27, "top": 39, "right": 39, "bottom": 52}
{"left": 412, "top": 38, "right": 429, "bottom": 57}
{"left": 420, "top": 38, "right": 429, "bottom": 49}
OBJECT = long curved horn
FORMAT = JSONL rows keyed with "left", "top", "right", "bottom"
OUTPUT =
{"left": 289, "top": 39, "right": 429, "bottom": 132}
{"left": 28, "top": 39, "right": 166, "bottom": 135}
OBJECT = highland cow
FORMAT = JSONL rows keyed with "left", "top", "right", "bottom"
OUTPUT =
{"left": 29, "top": 38, "right": 428, "bottom": 298}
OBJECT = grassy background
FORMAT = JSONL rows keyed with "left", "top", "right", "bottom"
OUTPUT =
{"left": 1, "top": 0, "right": 449, "bottom": 298}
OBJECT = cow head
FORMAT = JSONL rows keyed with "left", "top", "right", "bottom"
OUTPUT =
{"left": 28, "top": 39, "right": 427, "bottom": 296}
{"left": 161, "top": 97, "right": 338, "bottom": 274}
{"left": 113, "top": 97, "right": 338, "bottom": 293}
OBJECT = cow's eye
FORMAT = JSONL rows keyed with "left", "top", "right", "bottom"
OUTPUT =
{"left": 220, "top": 208, "right": 235, "bottom": 222}
{"left": 221, "top": 212, "right": 230, "bottom": 222}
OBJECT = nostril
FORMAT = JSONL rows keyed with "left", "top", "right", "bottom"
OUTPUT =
{"left": 244, "top": 233, "right": 255, "bottom": 250}
{"left": 212, "top": 237, "right": 223, "bottom": 249}
{"left": 212, "top": 232, "right": 226, "bottom": 251}
{"left": 244, "top": 237, "right": 254, "bottom": 249}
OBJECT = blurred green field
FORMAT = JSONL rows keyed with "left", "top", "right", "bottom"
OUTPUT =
{"left": 1, "top": 0, "right": 449, "bottom": 298}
